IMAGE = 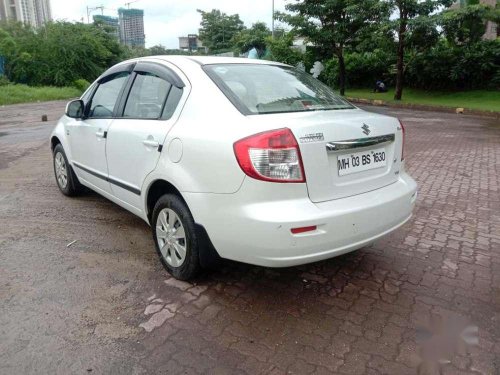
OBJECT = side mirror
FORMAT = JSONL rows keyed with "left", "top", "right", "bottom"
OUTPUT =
{"left": 65, "top": 99, "right": 84, "bottom": 119}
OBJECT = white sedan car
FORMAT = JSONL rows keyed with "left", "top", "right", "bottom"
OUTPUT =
{"left": 51, "top": 56, "right": 417, "bottom": 280}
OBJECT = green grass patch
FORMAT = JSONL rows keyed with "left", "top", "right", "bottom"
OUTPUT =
{"left": 343, "top": 88, "right": 500, "bottom": 112}
{"left": 0, "top": 84, "right": 82, "bottom": 106}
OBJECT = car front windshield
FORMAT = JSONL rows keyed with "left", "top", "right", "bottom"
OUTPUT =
{"left": 204, "top": 64, "right": 354, "bottom": 115}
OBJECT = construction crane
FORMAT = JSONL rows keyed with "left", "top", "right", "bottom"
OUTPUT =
{"left": 124, "top": 0, "right": 140, "bottom": 9}
{"left": 86, "top": 5, "right": 104, "bottom": 23}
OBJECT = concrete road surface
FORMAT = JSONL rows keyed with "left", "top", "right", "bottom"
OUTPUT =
{"left": 1, "top": 100, "right": 499, "bottom": 374}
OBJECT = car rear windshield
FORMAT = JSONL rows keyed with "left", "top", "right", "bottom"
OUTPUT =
{"left": 203, "top": 64, "right": 354, "bottom": 115}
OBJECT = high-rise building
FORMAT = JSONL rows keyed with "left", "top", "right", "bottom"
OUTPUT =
{"left": 118, "top": 8, "right": 145, "bottom": 48}
{"left": 0, "top": 0, "right": 52, "bottom": 28}
{"left": 93, "top": 14, "right": 120, "bottom": 41}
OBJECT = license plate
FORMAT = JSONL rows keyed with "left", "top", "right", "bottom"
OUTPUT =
{"left": 337, "top": 147, "right": 387, "bottom": 176}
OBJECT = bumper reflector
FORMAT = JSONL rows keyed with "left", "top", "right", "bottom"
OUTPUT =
{"left": 291, "top": 226, "right": 317, "bottom": 234}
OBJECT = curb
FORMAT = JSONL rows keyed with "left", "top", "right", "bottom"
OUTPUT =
{"left": 347, "top": 97, "right": 500, "bottom": 119}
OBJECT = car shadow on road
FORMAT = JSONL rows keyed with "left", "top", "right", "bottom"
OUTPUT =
{"left": 192, "top": 246, "right": 385, "bottom": 311}
{"left": 80, "top": 187, "right": 398, "bottom": 304}
{"left": 75, "top": 187, "right": 410, "bottom": 328}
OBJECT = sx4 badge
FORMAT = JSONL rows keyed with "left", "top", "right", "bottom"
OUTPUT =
{"left": 299, "top": 133, "right": 324, "bottom": 143}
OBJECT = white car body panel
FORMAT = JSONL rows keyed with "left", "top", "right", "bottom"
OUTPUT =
{"left": 183, "top": 170, "right": 416, "bottom": 266}
{"left": 51, "top": 56, "right": 417, "bottom": 268}
{"left": 67, "top": 117, "right": 113, "bottom": 194}
{"left": 106, "top": 61, "right": 192, "bottom": 209}
{"left": 244, "top": 109, "right": 403, "bottom": 202}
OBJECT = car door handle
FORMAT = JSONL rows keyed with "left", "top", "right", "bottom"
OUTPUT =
{"left": 143, "top": 139, "right": 159, "bottom": 148}
{"left": 95, "top": 130, "right": 106, "bottom": 139}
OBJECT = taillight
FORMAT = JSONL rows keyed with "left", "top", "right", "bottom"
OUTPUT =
{"left": 233, "top": 128, "right": 306, "bottom": 183}
{"left": 399, "top": 119, "right": 406, "bottom": 161}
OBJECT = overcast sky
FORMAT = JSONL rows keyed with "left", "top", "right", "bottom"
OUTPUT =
{"left": 50, "top": 0, "right": 287, "bottom": 48}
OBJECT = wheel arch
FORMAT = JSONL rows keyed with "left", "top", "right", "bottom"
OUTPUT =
{"left": 50, "top": 136, "right": 61, "bottom": 151}
{"left": 145, "top": 178, "right": 222, "bottom": 268}
{"left": 145, "top": 179, "right": 186, "bottom": 224}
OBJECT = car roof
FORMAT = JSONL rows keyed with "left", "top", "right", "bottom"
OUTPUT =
{"left": 145, "top": 55, "right": 290, "bottom": 67}
{"left": 101, "top": 56, "right": 291, "bottom": 86}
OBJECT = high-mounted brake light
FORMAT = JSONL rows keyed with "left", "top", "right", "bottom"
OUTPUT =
{"left": 398, "top": 119, "right": 406, "bottom": 161}
{"left": 233, "top": 128, "right": 306, "bottom": 183}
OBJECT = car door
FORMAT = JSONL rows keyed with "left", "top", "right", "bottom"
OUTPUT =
{"left": 105, "top": 62, "right": 186, "bottom": 210}
{"left": 67, "top": 69, "right": 132, "bottom": 194}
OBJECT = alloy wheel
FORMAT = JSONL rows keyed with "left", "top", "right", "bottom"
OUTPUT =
{"left": 55, "top": 152, "right": 68, "bottom": 189}
{"left": 156, "top": 208, "right": 187, "bottom": 267}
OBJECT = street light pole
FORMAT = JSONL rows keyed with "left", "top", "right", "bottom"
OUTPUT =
{"left": 272, "top": 0, "right": 275, "bottom": 38}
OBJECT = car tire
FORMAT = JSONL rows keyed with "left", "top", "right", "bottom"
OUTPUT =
{"left": 53, "top": 144, "right": 84, "bottom": 196}
{"left": 152, "top": 194, "right": 201, "bottom": 280}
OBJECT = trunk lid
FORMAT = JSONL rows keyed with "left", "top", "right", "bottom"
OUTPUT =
{"left": 246, "top": 109, "right": 403, "bottom": 202}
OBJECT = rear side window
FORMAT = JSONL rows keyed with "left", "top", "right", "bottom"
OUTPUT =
{"left": 204, "top": 64, "right": 353, "bottom": 115}
{"left": 124, "top": 73, "right": 172, "bottom": 119}
{"left": 162, "top": 86, "right": 183, "bottom": 120}
{"left": 88, "top": 72, "right": 130, "bottom": 118}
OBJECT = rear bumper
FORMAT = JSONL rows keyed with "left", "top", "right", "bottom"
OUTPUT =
{"left": 184, "top": 172, "right": 417, "bottom": 268}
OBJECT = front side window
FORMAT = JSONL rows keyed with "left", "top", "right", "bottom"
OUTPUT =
{"left": 88, "top": 72, "right": 130, "bottom": 118}
{"left": 124, "top": 73, "right": 172, "bottom": 119}
{"left": 80, "top": 83, "right": 96, "bottom": 105}
{"left": 204, "top": 64, "right": 354, "bottom": 115}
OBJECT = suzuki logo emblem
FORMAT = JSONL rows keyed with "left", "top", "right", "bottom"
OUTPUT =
{"left": 361, "top": 123, "right": 371, "bottom": 135}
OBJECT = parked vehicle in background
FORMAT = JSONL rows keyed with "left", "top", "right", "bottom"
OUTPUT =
{"left": 50, "top": 56, "right": 417, "bottom": 280}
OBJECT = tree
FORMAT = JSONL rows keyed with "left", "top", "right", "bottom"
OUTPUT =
{"left": 441, "top": 2, "right": 499, "bottom": 46}
{"left": 0, "top": 28, "right": 17, "bottom": 79}
{"left": 121, "top": 45, "right": 150, "bottom": 59}
{"left": 232, "top": 22, "right": 271, "bottom": 56}
{"left": 278, "top": 0, "right": 389, "bottom": 95}
{"left": 33, "top": 22, "right": 123, "bottom": 86}
{"left": 265, "top": 32, "right": 304, "bottom": 65}
{"left": 148, "top": 44, "right": 169, "bottom": 55}
{"left": 0, "top": 21, "right": 126, "bottom": 86}
{"left": 388, "top": 0, "right": 453, "bottom": 100}
{"left": 145, "top": 45, "right": 204, "bottom": 57}
{"left": 197, "top": 9, "right": 245, "bottom": 53}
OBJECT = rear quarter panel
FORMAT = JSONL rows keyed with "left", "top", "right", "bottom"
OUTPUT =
{"left": 143, "top": 61, "right": 251, "bottom": 199}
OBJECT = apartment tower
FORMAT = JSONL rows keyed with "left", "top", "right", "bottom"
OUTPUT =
{"left": 0, "top": 0, "right": 52, "bottom": 27}
{"left": 118, "top": 7, "right": 145, "bottom": 48}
